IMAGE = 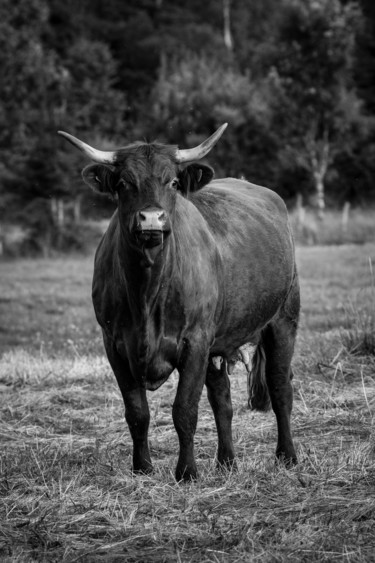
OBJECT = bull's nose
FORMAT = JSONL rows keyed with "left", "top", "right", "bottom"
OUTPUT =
{"left": 137, "top": 209, "right": 167, "bottom": 230}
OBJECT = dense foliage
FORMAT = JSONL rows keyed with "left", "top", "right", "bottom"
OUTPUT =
{"left": 0, "top": 0, "right": 374, "bottom": 254}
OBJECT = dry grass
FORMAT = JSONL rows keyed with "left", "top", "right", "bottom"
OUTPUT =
{"left": 1, "top": 244, "right": 375, "bottom": 561}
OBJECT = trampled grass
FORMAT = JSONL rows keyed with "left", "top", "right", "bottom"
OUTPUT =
{"left": 1, "top": 244, "right": 375, "bottom": 561}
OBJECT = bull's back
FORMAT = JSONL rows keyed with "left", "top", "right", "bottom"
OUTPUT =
{"left": 192, "top": 179, "right": 296, "bottom": 351}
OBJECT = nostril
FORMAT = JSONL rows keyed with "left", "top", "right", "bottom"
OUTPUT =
{"left": 138, "top": 210, "right": 166, "bottom": 223}
{"left": 136, "top": 209, "right": 169, "bottom": 231}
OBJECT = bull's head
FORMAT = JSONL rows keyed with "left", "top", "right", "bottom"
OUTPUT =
{"left": 58, "top": 124, "right": 227, "bottom": 266}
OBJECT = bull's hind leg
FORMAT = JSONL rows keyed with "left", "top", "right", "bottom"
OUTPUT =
{"left": 205, "top": 359, "right": 235, "bottom": 470}
{"left": 263, "top": 280, "right": 300, "bottom": 466}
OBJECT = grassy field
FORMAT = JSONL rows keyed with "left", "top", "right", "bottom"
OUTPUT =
{"left": 1, "top": 244, "right": 375, "bottom": 562}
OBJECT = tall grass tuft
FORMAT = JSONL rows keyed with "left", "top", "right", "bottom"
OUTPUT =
{"left": 341, "top": 258, "right": 375, "bottom": 356}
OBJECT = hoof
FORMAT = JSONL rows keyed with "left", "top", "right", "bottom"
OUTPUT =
{"left": 275, "top": 451, "right": 297, "bottom": 468}
{"left": 132, "top": 463, "right": 153, "bottom": 476}
{"left": 175, "top": 464, "right": 197, "bottom": 482}
{"left": 217, "top": 457, "right": 237, "bottom": 473}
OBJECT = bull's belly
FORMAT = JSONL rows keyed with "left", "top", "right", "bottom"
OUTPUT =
{"left": 211, "top": 296, "right": 283, "bottom": 356}
{"left": 211, "top": 327, "right": 260, "bottom": 358}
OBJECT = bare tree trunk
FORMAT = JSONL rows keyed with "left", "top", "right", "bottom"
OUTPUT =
{"left": 57, "top": 199, "right": 65, "bottom": 228}
{"left": 41, "top": 229, "right": 52, "bottom": 258}
{"left": 314, "top": 172, "right": 326, "bottom": 221}
{"left": 296, "top": 193, "right": 303, "bottom": 214}
{"left": 223, "top": 0, "right": 233, "bottom": 51}
{"left": 73, "top": 196, "right": 82, "bottom": 224}
{"left": 51, "top": 198, "right": 57, "bottom": 224}
{"left": 341, "top": 201, "right": 350, "bottom": 234}
{"left": 295, "top": 193, "right": 305, "bottom": 240}
{"left": 155, "top": 0, "right": 166, "bottom": 74}
{"left": 51, "top": 197, "right": 65, "bottom": 228}
{"left": 306, "top": 129, "right": 330, "bottom": 221}
{"left": 0, "top": 223, "right": 3, "bottom": 256}
{"left": 51, "top": 197, "right": 65, "bottom": 250}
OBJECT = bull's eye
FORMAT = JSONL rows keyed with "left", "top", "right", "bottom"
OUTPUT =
{"left": 170, "top": 178, "right": 179, "bottom": 189}
{"left": 117, "top": 178, "right": 133, "bottom": 191}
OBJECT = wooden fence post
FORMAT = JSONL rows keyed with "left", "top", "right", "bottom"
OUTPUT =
{"left": 341, "top": 201, "right": 350, "bottom": 234}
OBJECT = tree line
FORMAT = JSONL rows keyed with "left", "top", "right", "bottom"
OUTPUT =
{"left": 0, "top": 0, "right": 374, "bottom": 254}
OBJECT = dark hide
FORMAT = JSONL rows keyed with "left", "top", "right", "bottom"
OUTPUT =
{"left": 84, "top": 143, "right": 300, "bottom": 482}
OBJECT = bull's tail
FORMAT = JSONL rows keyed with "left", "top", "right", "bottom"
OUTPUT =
{"left": 247, "top": 340, "right": 271, "bottom": 411}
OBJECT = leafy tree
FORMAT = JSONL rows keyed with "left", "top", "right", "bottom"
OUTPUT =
{"left": 59, "top": 38, "right": 126, "bottom": 137}
{"left": 355, "top": 0, "right": 375, "bottom": 115}
{"left": 262, "top": 0, "right": 365, "bottom": 214}
{"left": 0, "top": 0, "right": 55, "bottom": 250}
{"left": 149, "top": 54, "right": 280, "bottom": 182}
{"left": 0, "top": 0, "right": 126, "bottom": 254}
{"left": 1, "top": 0, "right": 375, "bottom": 255}
{"left": 231, "top": 0, "right": 285, "bottom": 75}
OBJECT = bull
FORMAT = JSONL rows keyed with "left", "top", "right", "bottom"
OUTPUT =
{"left": 58, "top": 124, "right": 300, "bottom": 481}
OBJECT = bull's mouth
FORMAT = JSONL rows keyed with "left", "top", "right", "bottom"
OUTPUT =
{"left": 135, "top": 229, "right": 169, "bottom": 248}
{"left": 134, "top": 229, "right": 170, "bottom": 266}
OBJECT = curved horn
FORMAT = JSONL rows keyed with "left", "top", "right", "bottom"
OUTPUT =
{"left": 57, "top": 131, "right": 117, "bottom": 164}
{"left": 175, "top": 123, "right": 228, "bottom": 163}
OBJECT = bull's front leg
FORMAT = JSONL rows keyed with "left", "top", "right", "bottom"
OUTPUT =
{"left": 173, "top": 342, "right": 209, "bottom": 481}
{"left": 123, "top": 385, "right": 152, "bottom": 474}
{"left": 104, "top": 337, "right": 152, "bottom": 474}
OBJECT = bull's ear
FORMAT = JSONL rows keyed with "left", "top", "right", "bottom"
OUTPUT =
{"left": 177, "top": 163, "right": 214, "bottom": 195}
{"left": 82, "top": 164, "right": 117, "bottom": 196}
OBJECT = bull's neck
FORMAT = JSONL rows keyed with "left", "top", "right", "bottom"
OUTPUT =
{"left": 117, "top": 225, "right": 175, "bottom": 314}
